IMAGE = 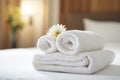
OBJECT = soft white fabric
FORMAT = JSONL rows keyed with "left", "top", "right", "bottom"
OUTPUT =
{"left": 37, "top": 35, "right": 57, "bottom": 53}
{"left": 34, "top": 52, "right": 89, "bottom": 67}
{"left": 84, "top": 18, "right": 120, "bottom": 43}
{"left": 33, "top": 50, "right": 114, "bottom": 74}
{"left": 56, "top": 30, "right": 104, "bottom": 55}
{"left": 0, "top": 47, "right": 120, "bottom": 80}
{"left": 0, "top": 48, "right": 50, "bottom": 80}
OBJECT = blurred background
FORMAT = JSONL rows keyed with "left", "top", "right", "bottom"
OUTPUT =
{"left": 0, "top": 0, "right": 59, "bottom": 49}
{"left": 0, "top": 0, "right": 120, "bottom": 49}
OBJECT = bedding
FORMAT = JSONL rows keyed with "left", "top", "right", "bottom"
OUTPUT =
{"left": 84, "top": 18, "right": 120, "bottom": 43}
{"left": 0, "top": 42, "right": 120, "bottom": 80}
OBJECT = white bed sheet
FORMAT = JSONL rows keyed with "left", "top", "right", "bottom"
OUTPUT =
{"left": 0, "top": 43, "right": 120, "bottom": 80}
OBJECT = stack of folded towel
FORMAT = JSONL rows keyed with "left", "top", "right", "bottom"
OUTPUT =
{"left": 33, "top": 30, "right": 115, "bottom": 74}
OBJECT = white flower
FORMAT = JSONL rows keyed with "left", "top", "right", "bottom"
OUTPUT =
{"left": 47, "top": 24, "right": 66, "bottom": 40}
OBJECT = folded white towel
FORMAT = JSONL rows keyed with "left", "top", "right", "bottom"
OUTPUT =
{"left": 37, "top": 35, "right": 57, "bottom": 53}
{"left": 56, "top": 30, "right": 104, "bottom": 55}
{"left": 33, "top": 50, "right": 114, "bottom": 74}
{"left": 34, "top": 53, "right": 89, "bottom": 67}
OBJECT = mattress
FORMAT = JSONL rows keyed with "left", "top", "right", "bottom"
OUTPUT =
{"left": 0, "top": 42, "right": 120, "bottom": 80}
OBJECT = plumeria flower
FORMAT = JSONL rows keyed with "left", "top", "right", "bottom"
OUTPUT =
{"left": 47, "top": 24, "right": 66, "bottom": 40}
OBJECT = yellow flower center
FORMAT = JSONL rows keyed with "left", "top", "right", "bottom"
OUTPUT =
{"left": 55, "top": 30, "right": 61, "bottom": 37}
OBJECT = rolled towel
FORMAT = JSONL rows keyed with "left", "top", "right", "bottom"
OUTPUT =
{"left": 56, "top": 30, "right": 104, "bottom": 55}
{"left": 37, "top": 35, "right": 57, "bottom": 53}
{"left": 33, "top": 50, "right": 115, "bottom": 74}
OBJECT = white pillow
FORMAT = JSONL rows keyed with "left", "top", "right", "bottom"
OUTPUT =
{"left": 84, "top": 18, "right": 120, "bottom": 43}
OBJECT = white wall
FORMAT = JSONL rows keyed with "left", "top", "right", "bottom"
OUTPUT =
{"left": 20, "top": 0, "right": 44, "bottom": 47}
{"left": 21, "top": 0, "right": 60, "bottom": 27}
{"left": 19, "top": 0, "right": 60, "bottom": 47}
{"left": 49, "top": 0, "right": 60, "bottom": 26}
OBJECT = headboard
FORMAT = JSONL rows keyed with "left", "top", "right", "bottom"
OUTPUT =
{"left": 65, "top": 13, "right": 120, "bottom": 30}
{"left": 60, "top": 0, "right": 120, "bottom": 30}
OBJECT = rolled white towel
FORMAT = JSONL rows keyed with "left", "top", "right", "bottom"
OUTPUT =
{"left": 37, "top": 35, "right": 57, "bottom": 53}
{"left": 56, "top": 30, "right": 104, "bottom": 55}
{"left": 33, "top": 50, "right": 115, "bottom": 74}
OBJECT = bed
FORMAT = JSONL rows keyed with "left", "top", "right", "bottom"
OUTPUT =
{"left": 0, "top": 13, "right": 120, "bottom": 80}
{"left": 0, "top": 42, "right": 120, "bottom": 80}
